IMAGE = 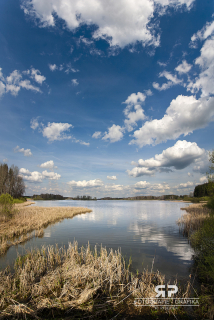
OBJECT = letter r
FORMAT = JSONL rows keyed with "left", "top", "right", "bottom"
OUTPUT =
{"left": 155, "top": 285, "right": 165, "bottom": 297}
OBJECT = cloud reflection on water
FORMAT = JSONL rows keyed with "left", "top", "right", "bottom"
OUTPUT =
{"left": 129, "top": 221, "right": 193, "bottom": 261}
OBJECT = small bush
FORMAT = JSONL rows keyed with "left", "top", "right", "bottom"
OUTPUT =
{"left": 13, "top": 199, "right": 23, "bottom": 204}
{"left": 199, "top": 196, "right": 211, "bottom": 202}
{"left": 13, "top": 197, "right": 27, "bottom": 204}
{"left": 0, "top": 193, "right": 14, "bottom": 217}
{"left": 191, "top": 197, "right": 200, "bottom": 203}
{"left": 33, "top": 195, "right": 43, "bottom": 200}
{"left": 183, "top": 197, "right": 200, "bottom": 203}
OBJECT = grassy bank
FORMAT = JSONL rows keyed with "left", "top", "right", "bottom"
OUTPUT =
{"left": 177, "top": 203, "right": 211, "bottom": 237}
{"left": 0, "top": 241, "right": 193, "bottom": 320}
{"left": 0, "top": 204, "right": 92, "bottom": 256}
{"left": 178, "top": 200, "right": 214, "bottom": 319}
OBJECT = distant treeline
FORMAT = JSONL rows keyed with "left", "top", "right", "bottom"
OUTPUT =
{"left": 0, "top": 164, "right": 25, "bottom": 198}
{"left": 69, "top": 195, "right": 97, "bottom": 200}
{"left": 32, "top": 194, "right": 97, "bottom": 200}
{"left": 100, "top": 195, "right": 186, "bottom": 200}
{"left": 33, "top": 193, "right": 66, "bottom": 200}
{"left": 31, "top": 183, "right": 214, "bottom": 202}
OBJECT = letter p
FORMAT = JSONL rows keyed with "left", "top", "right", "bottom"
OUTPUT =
{"left": 168, "top": 285, "right": 178, "bottom": 297}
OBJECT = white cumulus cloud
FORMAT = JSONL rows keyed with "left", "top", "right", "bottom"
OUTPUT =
{"left": 19, "top": 80, "right": 41, "bottom": 92}
{"left": 102, "top": 124, "right": 124, "bottom": 143}
{"left": 30, "top": 117, "right": 40, "bottom": 130}
{"left": 65, "top": 63, "right": 79, "bottom": 74}
{"left": 123, "top": 92, "right": 147, "bottom": 132}
{"left": 190, "top": 20, "right": 214, "bottom": 47}
{"left": 39, "top": 160, "right": 57, "bottom": 169}
{"left": 92, "top": 131, "right": 102, "bottom": 139}
{"left": 175, "top": 60, "right": 192, "bottom": 74}
{"left": 193, "top": 151, "right": 210, "bottom": 174}
{"left": 135, "top": 140, "right": 204, "bottom": 170}
{"left": 42, "top": 170, "right": 61, "bottom": 180}
{"left": 134, "top": 181, "right": 150, "bottom": 189}
{"left": 105, "top": 184, "right": 125, "bottom": 191}
{"left": 14, "top": 146, "right": 32, "bottom": 157}
{"left": 48, "top": 63, "right": 79, "bottom": 73}
{"left": 124, "top": 92, "right": 146, "bottom": 105}
{"left": 0, "top": 68, "right": 4, "bottom": 81}
{"left": 0, "top": 81, "right": 5, "bottom": 97}
{"left": 49, "top": 64, "right": 57, "bottom": 71}
{"left": 21, "top": 0, "right": 194, "bottom": 49}
{"left": 30, "top": 68, "right": 46, "bottom": 84}
{"left": 128, "top": 140, "right": 204, "bottom": 177}
{"left": 199, "top": 176, "right": 207, "bottom": 183}
{"left": 177, "top": 181, "right": 194, "bottom": 188}
{"left": 19, "top": 168, "right": 31, "bottom": 175}
{"left": 68, "top": 179, "right": 104, "bottom": 187}
{"left": 19, "top": 168, "right": 61, "bottom": 182}
{"left": 107, "top": 176, "right": 117, "bottom": 180}
{"left": 130, "top": 95, "right": 214, "bottom": 147}
{"left": 150, "top": 183, "right": 170, "bottom": 191}
{"left": 42, "top": 122, "right": 73, "bottom": 142}
{"left": 153, "top": 71, "right": 182, "bottom": 91}
{"left": 124, "top": 104, "right": 146, "bottom": 132}
{"left": 0, "top": 67, "right": 45, "bottom": 97}
{"left": 19, "top": 168, "right": 43, "bottom": 182}
{"left": 127, "top": 167, "right": 156, "bottom": 177}
{"left": 188, "top": 36, "right": 214, "bottom": 97}
{"left": 71, "top": 79, "right": 79, "bottom": 86}
{"left": 31, "top": 119, "right": 89, "bottom": 145}
{"left": 152, "top": 81, "right": 172, "bottom": 91}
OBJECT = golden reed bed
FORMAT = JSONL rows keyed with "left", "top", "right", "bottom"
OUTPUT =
{"left": 0, "top": 241, "right": 191, "bottom": 319}
{"left": 0, "top": 203, "right": 92, "bottom": 255}
{"left": 177, "top": 202, "right": 211, "bottom": 237}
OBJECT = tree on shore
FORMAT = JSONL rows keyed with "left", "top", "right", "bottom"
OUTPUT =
{"left": 194, "top": 183, "right": 209, "bottom": 198}
{"left": 0, "top": 164, "right": 25, "bottom": 198}
{"left": 207, "top": 150, "right": 214, "bottom": 197}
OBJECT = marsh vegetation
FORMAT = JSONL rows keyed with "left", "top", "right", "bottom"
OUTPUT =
{"left": 0, "top": 241, "right": 193, "bottom": 319}
{"left": 177, "top": 203, "right": 211, "bottom": 237}
{"left": 177, "top": 200, "right": 214, "bottom": 319}
{"left": 0, "top": 202, "right": 91, "bottom": 256}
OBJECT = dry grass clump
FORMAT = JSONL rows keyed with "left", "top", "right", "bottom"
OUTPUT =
{"left": 0, "top": 241, "right": 187, "bottom": 319}
{"left": 177, "top": 203, "right": 211, "bottom": 237}
{"left": 0, "top": 205, "right": 92, "bottom": 256}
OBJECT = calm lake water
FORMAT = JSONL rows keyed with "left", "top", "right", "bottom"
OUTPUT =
{"left": 0, "top": 200, "right": 192, "bottom": 281}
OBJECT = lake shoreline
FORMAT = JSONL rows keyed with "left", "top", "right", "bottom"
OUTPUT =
{"left": 178, "top": 201, "right": 214, "bottom": 319}
{"left": 0, "top": 204, "right": 92, "bottom": 256}
{"left": 0, "top": 200, "right": 201, "bottom": 319}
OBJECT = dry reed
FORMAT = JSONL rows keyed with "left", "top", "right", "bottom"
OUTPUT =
{"left": 0, "top": 204, "right": 92, "bottom": 256}
{"left": 177, "top": 203, "right": 211, "bottom": 237}
{"left": 0, "top": 241, "right": 188, "bottom": 319}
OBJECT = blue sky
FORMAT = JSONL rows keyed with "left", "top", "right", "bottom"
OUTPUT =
{"left": 0, "top": 0, "right": 213, "bottom": 197}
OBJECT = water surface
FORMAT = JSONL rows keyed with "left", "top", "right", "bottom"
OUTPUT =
{"left": 0, "top": 200, "right": 192, "bottom": 281}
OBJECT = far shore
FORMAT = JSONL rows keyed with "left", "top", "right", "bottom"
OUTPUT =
{"left": 30, "top": 198, "right": 195, "bottom": 202}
